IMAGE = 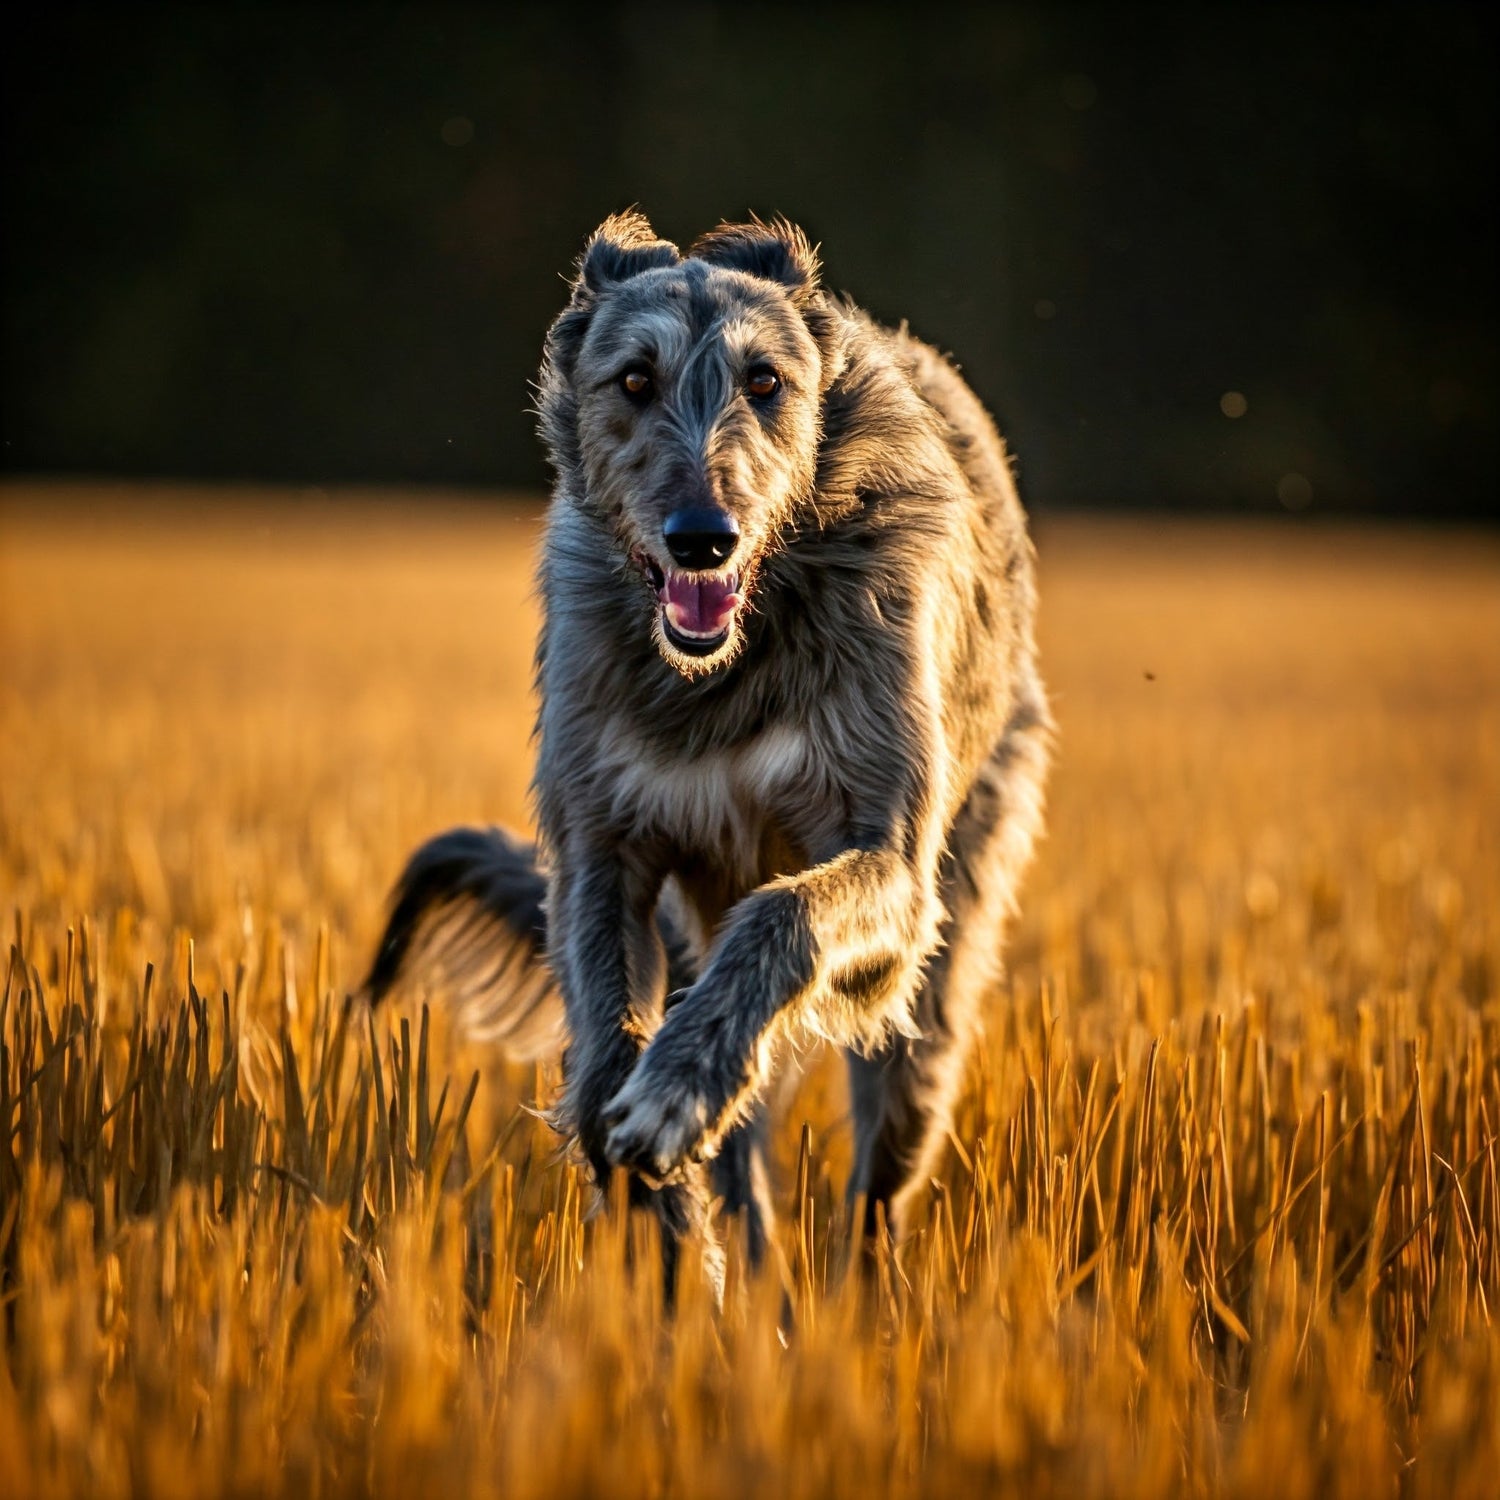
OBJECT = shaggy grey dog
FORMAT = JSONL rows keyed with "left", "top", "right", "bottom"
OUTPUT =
{"left": 367, "top": 212, "right": 1050, "bottom": 1283}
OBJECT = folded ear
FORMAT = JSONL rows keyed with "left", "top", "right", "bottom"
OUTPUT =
{"left": 542, "top": 210, "right": 679, "bottom": 407}
{"left": 692, "top": 216, "right": 845, "bottom": 392}
{"left": 689, "top": 216, "right": 821, "bottom": 301}
{"left": 577, "top": 209, "right": 680, "bottom": 293}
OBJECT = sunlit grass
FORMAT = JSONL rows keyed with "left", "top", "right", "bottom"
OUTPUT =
{"left": 2, "top": 484, "right": 1497, "bottom": 1497}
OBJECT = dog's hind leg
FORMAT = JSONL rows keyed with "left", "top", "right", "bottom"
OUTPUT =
{"left": 846, "top": 691, "right": 1050, "bottom": 1242}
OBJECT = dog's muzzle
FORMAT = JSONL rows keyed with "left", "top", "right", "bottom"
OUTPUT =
{"left": 660, "top": 570, "right": 740, "bottom": 653}
{"left": 635, "top": 550, "right": 743, "bottom": 658}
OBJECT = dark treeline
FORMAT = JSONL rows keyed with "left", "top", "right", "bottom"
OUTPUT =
{"left": 2, "top": 3, "right": 1495, "bottom": 515}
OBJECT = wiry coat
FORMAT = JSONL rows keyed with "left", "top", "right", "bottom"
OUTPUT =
{"left": 367, "top": 213, "right": 1050, "bottom": 1286}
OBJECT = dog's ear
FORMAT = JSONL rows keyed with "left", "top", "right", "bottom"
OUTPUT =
{"left": 576, "top": 209, "right": 681, "bottom": 293}
{"left": 690, "top": 216, "right": 821, "bottom": 301}
{"left": 693, "top": 216, "right": 846, "bottom": 392}
{"left": 539, "top": 212, "right": 679, "bottom": 475}
{"left": 544, "top": 211, "right": 679, "bottom": 387}
{"left": 543, "top": 214, "right": 678, "bottom": 408}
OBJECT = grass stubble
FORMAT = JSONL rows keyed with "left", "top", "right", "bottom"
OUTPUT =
{"left": 1, "top": 483, "right": 1497, "bottom": 1498}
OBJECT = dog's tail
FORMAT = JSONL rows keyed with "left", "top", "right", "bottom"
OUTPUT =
{"left": 362, "top": 826, "right": 565, "bottom": 1057}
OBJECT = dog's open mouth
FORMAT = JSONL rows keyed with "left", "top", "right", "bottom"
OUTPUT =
{"left": 637, "top": 553, "right": 742, "bottom": 658}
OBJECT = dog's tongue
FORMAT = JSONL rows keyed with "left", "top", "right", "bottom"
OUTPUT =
{"left": 663, "top": 572, "right": 739, "bottom": 637}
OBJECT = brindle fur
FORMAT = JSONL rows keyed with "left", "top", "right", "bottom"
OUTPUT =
{"left": 366, "top": 212, "right": 1050, "bottom": 1287}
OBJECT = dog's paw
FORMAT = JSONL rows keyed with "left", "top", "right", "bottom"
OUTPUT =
{"left": 601, "top": 1061, "right": 716, "bottom": 1184}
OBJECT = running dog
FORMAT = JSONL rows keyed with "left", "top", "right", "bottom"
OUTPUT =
{"left": 366, "top": 212, "right": 1050, "bottom": 1283}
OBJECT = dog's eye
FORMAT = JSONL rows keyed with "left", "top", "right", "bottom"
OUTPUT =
{"left": 746, "top": 368, "right": 780, "bottom": 400}
{"left": 619, "top": 368, "right": 654, "bottom": 402}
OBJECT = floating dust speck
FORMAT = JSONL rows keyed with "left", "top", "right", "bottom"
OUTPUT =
{"left": 1277, "top": 472, "right": 1313, "bottom": 510}
{"left": 1220, "top": 391, "right": 1248, "bottom": 419}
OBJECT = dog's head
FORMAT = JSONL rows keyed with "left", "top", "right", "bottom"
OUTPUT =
{"left": 538, "top": 211, "right": 845, "bottom": 677}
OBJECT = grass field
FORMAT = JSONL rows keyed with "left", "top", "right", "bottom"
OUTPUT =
{"left": 2, "top": 482, "right": 1497, "bottom": 1498}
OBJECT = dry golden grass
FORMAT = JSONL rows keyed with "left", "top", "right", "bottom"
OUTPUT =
{"left": 2, "top": 481, "right": 1498, "bottom": 1498}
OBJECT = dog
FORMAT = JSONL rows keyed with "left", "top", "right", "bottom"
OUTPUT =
{"left": 365, "top": 212, "right": 1050, "bottom": 1286}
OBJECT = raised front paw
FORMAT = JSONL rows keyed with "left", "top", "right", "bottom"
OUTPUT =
{"left": 601, "top": 1050, "right": 718, "bottom": 1185}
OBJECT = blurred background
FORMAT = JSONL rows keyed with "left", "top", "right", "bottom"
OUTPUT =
{"left": 2, "top": 1, "right": 1495, "bottom": 517}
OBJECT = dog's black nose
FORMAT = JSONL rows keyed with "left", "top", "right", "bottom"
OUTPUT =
{"left": 662, "top": 507, "right": 739, "bottom": 571}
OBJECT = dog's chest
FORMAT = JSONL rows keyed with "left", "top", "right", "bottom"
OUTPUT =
{"left": 598, "top": 717, "right": 820, "bottom": 880}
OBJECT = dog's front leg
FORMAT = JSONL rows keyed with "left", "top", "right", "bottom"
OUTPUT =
{"left": 601, "top": 841, "right": 942, "bottom": 1182}
{"left": 551, "top": 837, "right": 726, "bottom": 1300}
{"left": 548, "top": 839, "right": 670, "bottom": 1180}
